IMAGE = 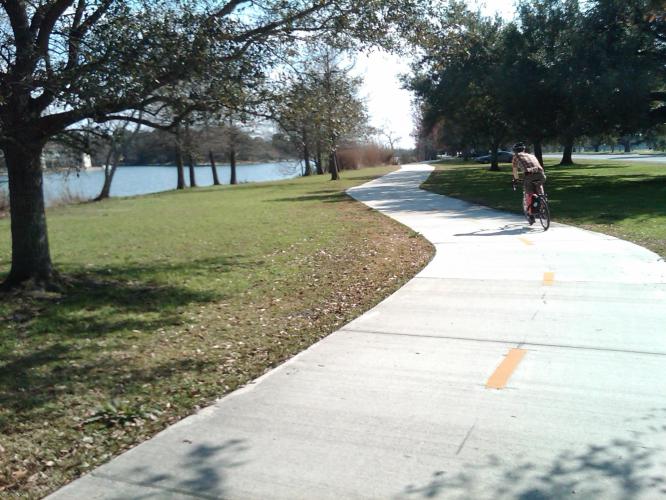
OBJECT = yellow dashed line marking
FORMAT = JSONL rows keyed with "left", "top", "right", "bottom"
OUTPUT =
{"left": 519, "top": 237, "right": 534, "bottom": 246}
{"left": 486, "top": 349, "right": 526, "bottom": 390}
{"left": 543, "top": 272, "right": 555, "bottom": 286}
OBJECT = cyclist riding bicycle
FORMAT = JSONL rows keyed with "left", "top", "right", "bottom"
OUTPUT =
{"left": 512, "top": 142, "right": 546, "bottom": 225}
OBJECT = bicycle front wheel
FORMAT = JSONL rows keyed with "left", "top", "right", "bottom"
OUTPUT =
{"left": 538, "top": 198, "right": 550, "bottom": 231}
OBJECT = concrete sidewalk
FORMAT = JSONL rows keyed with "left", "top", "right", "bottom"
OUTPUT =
{"left": 50, "top": 165, "right": 666, "bottom": 499}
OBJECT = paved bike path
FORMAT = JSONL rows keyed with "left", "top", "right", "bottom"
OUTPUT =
{"left": 50, "top": 164, "right": 666, "bottom": 499}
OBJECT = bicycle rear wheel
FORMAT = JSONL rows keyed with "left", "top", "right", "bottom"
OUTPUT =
{"left": 538, "top": 197, "right": 550, "bottom": 231}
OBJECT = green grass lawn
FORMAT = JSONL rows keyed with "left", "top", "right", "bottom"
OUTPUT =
{"left": 422, "top": 159, "right": 666, "bottom": 257}
{"left": 0, "top": 167, "right": 434, "bottom": 498}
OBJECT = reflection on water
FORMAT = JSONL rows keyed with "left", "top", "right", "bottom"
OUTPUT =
{"left": 0, "top": 161, "right": 302, "bottom": 207}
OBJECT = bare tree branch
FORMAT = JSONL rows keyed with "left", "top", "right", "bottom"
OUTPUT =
{"left": 2, "top": 0, "right": 32, "bottom": 71}
{"left": 35, "top": 0, "right": 75, "bottom": 57}
{"left": 227, "top": 1, "right": 334, "bottom": 45}
{"left": 214, "top": 0, "right": 251, "bottom": 18}
{"left": 99, "top": 113, "right": 176, "bottom": 131}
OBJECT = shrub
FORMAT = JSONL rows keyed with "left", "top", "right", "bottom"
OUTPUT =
{"left": 337, "top": 143, "right": 393, "bottom": 170}
{"left": 49, "top": 184, "right": 88, "bottom": 206}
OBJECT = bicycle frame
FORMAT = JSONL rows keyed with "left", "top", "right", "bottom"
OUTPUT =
{"left": 515, "top": 177, "right": 550, "bottom": 230}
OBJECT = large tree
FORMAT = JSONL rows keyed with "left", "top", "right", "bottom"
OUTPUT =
{"left": 499, "top": 20, "right": 560, "bottom": 165}
{"left": 317, "top": 50, "right": 368, "bottom": 180}
{"left": 94, "top": 114, "right": 143, "bottom": 200}
{"left": 271, "top": 75, "right": 320, "bottom": 176}
{"left": 513, "top": 0, "right": 589, "bottom": 165}
{"left": 407, "top": 3, "right": 510, "bottom": 170}
{"left": 516, "top": 0, "right": 659, "bottom": 164}
{"left": 583, "top": 0, "right": 660, "bottom": 143}
{"left": 0, "top": 0, "right": 425, "bottom": 290}
{"left": 409, "top": 0, "right": 663, "bottom": 167}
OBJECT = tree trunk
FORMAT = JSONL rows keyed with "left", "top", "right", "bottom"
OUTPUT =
{"left": 303, "top": 143, "right": 312, "bottom": 177}
{"left": 175, "top": 143, "right": 185, "bottom": 190}
{"left": 533, "top": 140, "right": 544, "bottom": 167}
{"left": 329, "top": 151, "right": 340, "bottom": 180}
{"left": 623, "top": 142, "right": 631, "bottom": 153}
{"left": 229, "top": 146, "right": 237, "bottom": 185}
{"left": 188, "top": 154, "right": 197, "bottom": 187}
{"left": 594, "top": 144, "right": 600, "bottom": 153}
{"left": 315, "top": 144, "right": 324, "bottom": 175}
{"left": 489, "top": 142, "right": 500, "bottom": 171}
{"left": 561, "top": 137, "right": 575, "bottom": 165}
{"left": 95, "top": 147, "right": 119, "bottom": 201}
{"left": 2, "top": 141, "right": 55, "bottom": 289}
{"left": 209, "top": 150, "right": 221, "bottom": 185}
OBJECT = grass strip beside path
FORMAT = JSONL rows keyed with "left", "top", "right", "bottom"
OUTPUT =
{"left": 422, "top": 160, "right": 666, "bottom": 258}
{"left": 0, "top": 166, "right": 434, "bottom": 498}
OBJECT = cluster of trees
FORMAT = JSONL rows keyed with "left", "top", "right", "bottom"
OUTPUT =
{"left": 81, "top": 113, "right": 294, "bottom": 198}
{"left": 90, "top": 122, "right": 301, "bottom": 199}
{"left": 407, "top": 0, "right": 666, "bottom": 169}
{"left": 271, "top": 46, "right": 370, "bottom": 179}
{"left": 82, "top": 49, "right": 373, "bottom": 194}
{"left": 0, "top": 0, "right": 428, "bottom": 289}
{"left": 88, "top": 126, "right": 296, "bottom": 166}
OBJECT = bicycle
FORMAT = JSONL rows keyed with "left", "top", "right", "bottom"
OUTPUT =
{"left": 513, "top": 178, "right": 550, "bottom": 231}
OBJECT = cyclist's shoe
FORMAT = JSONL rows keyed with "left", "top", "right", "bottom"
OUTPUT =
{"left": 528, "top": 215, "right": 536, "bottom": 225}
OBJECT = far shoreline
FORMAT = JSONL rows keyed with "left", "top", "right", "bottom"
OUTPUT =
{"left": 46, "top": 159, "right": 300, "bottom": 171}
{"left": 0, "top": 160, "right": 300, "bottom": 177}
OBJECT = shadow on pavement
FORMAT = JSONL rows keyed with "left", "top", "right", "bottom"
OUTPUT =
{"left": 454, "top": 223, "right": 543, "bottom": 237}
{"left": 396, "top": 408, "right": 666, "bottom": 499}
{"left": 104, "top": 438, "right": 249, "bottom": 500}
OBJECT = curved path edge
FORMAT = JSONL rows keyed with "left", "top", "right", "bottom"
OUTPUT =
{"left": 49, "top": 165, "right": 666, "bottom": 500}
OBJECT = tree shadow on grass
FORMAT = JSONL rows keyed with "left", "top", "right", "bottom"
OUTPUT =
{"left": 264, "top": 173, "right": 394, "bottom": 204}
{"left": 0, "top": 255, "right": 255, "bottom": 420}
{"left": 540, "top": 175, "right": 666, "bottom": 224}
{"left": 549, "top": 163, "right": 643, "bottom": 171}
{"left": 269, "top": 190, "right": 353, "bottom": 204}
{"left": 0, "top": 348, "right": 216, "bottom": 423}
{"left": 424, "top": 167, "right": 666, "bottom": 225}
{"left": 2, "top": 255, "right": 255, "bottom": 339}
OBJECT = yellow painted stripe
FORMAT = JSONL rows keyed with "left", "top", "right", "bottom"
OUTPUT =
{"left": 486, "top": 348, "right": 526, "bottom": 389}
{"left": 543, "top": 272, "right": 555, "bottom": 285}
{"left": 519, "top": 237, "right": 534, "bottom": 246}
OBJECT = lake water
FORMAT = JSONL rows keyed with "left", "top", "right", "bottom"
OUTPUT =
{"left": 0, "top": 161, "right": 303, "bottom": 207}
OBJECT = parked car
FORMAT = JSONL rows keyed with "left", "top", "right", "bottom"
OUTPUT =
{"left": 474, "top": 150, "right": 513, "bottom": 163}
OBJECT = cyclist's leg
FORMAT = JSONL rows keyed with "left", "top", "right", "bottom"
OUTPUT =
{"left": 535, "top": 171, "right": 546, "bottom": 196}
{"left": 524, "top": 175, "right": 536, "bottom": 213}
{"left": 534, "top": 180, "right": 544, "bottom": 197}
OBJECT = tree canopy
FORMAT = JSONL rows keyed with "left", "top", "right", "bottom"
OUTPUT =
{"left": 407, "top": 0, "right": 665, "bottom": 165}
{"left": 0, "top": 0, "right": 429, "bottom": 289}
